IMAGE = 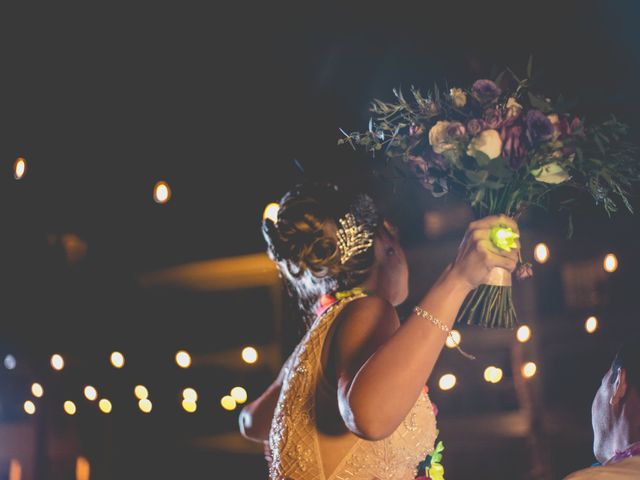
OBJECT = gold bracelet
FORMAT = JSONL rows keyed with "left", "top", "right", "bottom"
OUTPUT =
{"left": 413, "top": 305, "right": 476, "bottom": 360}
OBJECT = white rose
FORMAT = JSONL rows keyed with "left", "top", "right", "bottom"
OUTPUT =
{"left": 449, "top": 88, "right": 467, "bottom": 108}
{"left": 466, "top": 129, "right": 502, "bottom": 160}
{"left": 429, "top": 121, "right": 456, "bottom": 154}
{"left": 505, "top": 97, "right": 523, "bottom": 121}
{"left": 531, "top": 162, "right": 571, "bottom": 184}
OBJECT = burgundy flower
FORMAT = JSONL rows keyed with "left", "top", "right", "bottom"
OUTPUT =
{"left": 410, "top": 123, "right": 425, "bottom": 137}
{"left": 466, "top": 118, "right": 486, "bottom": 136}
{"left": 501, "top": 124, "right": 527, "bottom": 169}
{"left": 483, "top": 107, "right": 504, "bottom": 129}
{"left": 407, "top": 155, "right": 429, "bottom": 177}
{"left": 515, "top": 263, "right": 533, "bottom": 280}
{"left": 446, "top": 121, "right": 466, "bottom": 139}
{"left": 472, "top": 79, "right": 502, "bottom": 104}
{"left": 525, "top": 109, "right": 554, "bottom": 145}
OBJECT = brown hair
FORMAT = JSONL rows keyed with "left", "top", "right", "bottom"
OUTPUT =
{"left": 262, "top": 182, "right": 378, "bottom": 322}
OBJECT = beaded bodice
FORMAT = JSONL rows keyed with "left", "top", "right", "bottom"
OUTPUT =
{"left": 269, "top": 293, "right": 437, "bottom": 480}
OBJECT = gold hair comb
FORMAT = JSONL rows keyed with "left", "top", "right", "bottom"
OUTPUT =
{"left": 336, "top": 212, "right": 375, "bottom": 264}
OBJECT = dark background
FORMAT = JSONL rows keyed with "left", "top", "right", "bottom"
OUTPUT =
{"left": 2, "top": 1, "right": 640, "bottom": 479}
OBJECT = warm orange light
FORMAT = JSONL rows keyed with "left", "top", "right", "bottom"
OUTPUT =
{"left": 134, "top": 385, "right": 149, "bottom": 400}
{"left": 13, "top": 157, "right": 26, "bottom": 180}
{"left": 110, "top": 351, "right": 125, "bottom": 368}
{"left": 24, "top": 400, "right": 36, "bottom": 415}
{"left": 585, "top": 316, "right": 599, "bottom": 334}
{"left": 516, "top": 325, "right": 532, "bottom": 343}
{"left": 31, "top": 383, "right": 44, "bottom": 398}
{"left": 64, "top": 400, "right": 77, "bottom": 415}
{"left": 175, "top": 350, "right": 191, "bottom": 368}
{"left": 230, "top": 386, "right": 248, "bottom": 404}
{"left": 84, "top": 386, "right": 98, "bottom": 401}
{"left": 263, "top": 203, "right": 280, "bottom": 223}
{"left": 76, "top": 456, "right": 90, "bottom": 480}
{"left": 604, "top": 253, "right": 618, "bottom": 273}
{"left": 534, "top": 243, "right": 549, "bottom": 264}
{"left": 51, "top": 354, "right": 64, "bottom": 371}
{"left": 220, "top": 395, "right": 237, "bottom": 411}
{"left": 153, "top": 181, "right": 171, "bottom": 204}
{"left": 522, "top": 362, "right": 537, "bottom": 379}
{"left": 98, "top": 398, "right": 112, "bottom": 414}
{"left": 241, "top": 346, "right": 258, "bottom": 364}
{"left": 138, "top": 398, "right": 152, "bottom": 413}
{"left": 445, "top": 330, "right": 461, "bottom": 348}
{"left": 9, "top": 459, "right": 21, "bottom": 480}
{"left": 438, "top": 373, "right": 457, "bottom": 391}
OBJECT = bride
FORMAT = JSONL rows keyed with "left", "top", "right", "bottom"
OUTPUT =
{"left": 239, "top": 182, "right": 519, "bottom": 479}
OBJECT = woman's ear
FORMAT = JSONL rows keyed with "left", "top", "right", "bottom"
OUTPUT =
{"left": 381, "top": 219, "right": 399, "bottom": 241}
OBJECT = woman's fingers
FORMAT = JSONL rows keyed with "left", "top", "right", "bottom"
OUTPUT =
{"left": 468, "top": 214, "right": 519, "bottom": 234}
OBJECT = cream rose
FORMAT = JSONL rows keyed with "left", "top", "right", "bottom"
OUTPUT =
{"left": 449, "top": 88, "right": 467, "bottom": 108}
{"left": 505, "top": 97, "right": 523, "bottom": 122}
{"left": 429, "top": 121, "right": 456, "bottom": 154}
{"left": 466, "top": 129, "right": 502, "bottom": 160}
{"left": 531, "top": 162, "right": 571, "bottom": 184}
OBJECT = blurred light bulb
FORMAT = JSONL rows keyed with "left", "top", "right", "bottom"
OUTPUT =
{"left": 138, "top": 398, "right": 152, "bottom": 413}
{"left": 4, "top": 354, "right": 16, "bottom": 370}
{"left": 14, "top": 157, "right": 26, "bottom": 180}
{"left": 263, "top": 203, "right": 280, "bottom": 223}
{"left": 153, "top": 181, "right": 171, "bottom": 204}
{"left": 64, "top": 400, "right": 77, "bottom": 415}
{"left": 230, "top": 386, "right": 248, "bottom": 404}
{"left": 220, "top": 395, "right": 237, "bottom": 411}
{"left": 134, "top": 385, "right": 149, "bottom": 400}
{"left": 31, "top": 383, "right": 44, "bottom": 398}
{"left": 438, "top": 373, "right": 457, "bottom": 391}
{"left": 182, "top": 399, "right": 197, "bottom": 413}
{"left": 604, "top": 253, "right": 618, "bottom": 273}
{"left": 175, "top": 350, "right": 191, "bottom": 368}
{"left": 522, "top": 362, "right": 537, "bottom": 379}
{"left": 534, "top": 243, "right": 549, "bottom": 264}
{"left": 98, "top": 399, "right": 112, "bottom": 414}
{"left": 76, "top": 456, "right": 90, "bottom": 480}
{"left": 110, "top": 351, "right": 125, "bottom": 368}
{"left": 484, "top": 366, "right": 503, "bottom": 384}
{"left": 241, "top": 346, "right": 258, "bottom": 364}
{"left": 516, "top": 325, "right": 531, "bottom": 343}
{"left": 585, "top": 316, "right": 598, "bottom": 334}
{"left": 182, "top": 387, "right": 198, "bottom": 402}
{"left": 84, "top": 386, "right": 97, "bottom": 401}
{"left": 445, "top": 330, "right": 461, "bottom": 348}
{"left": 24, "top": 400, "right": 36, "bottom": 415}
{"left": 51, "top": 354, "right": 64, "bottom": 371}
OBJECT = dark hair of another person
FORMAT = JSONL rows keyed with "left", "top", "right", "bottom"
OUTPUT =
{"left": 262, "top": 183, "right": 378, "bottom": 324}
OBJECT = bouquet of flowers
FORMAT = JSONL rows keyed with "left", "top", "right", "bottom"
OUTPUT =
{"left": 339, "top": 60, "right": 639, "bottom": 328}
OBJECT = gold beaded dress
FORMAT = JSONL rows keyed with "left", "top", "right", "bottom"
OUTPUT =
{"left": 269, "top": 292, "right": 438, "bottom": 480}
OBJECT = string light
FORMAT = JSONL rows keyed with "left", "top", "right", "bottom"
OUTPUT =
{"left": 23, "top": 400, "right": 36, "bottom": 415}
{"left": 534, "top": 243, "right": 550, "bottom": 264}
{"left": 31, "top": 383, "right": 44, "bottom": 398}
{"left": 4, "top": 354, "right": 16, "bottom": 370}
{"left": 110, "top": 351, "right": 125, "bottom": 368}
{"left": 134, "top": 385, "right": 149, "bottom": 400}
{"left": 98, "top": 399, "right": 112, "bottom": 414}
{"left": 182, "top": 388, "right": 198, "bottom": 402}
{"left": 585, "top": 316, "right": 598, "bottom": 334}
{"left": 181, "top": 399, "right": 197, "bottom": 413}
{"left": 13, "top": 157, "right": 26, "bottom": 180}
{"left": 263, "top": 203, "right": 280, "bottom": 223}
{"left": 51, "top": 354, "right": 64, "bottom": 371}
{"left": 153, "top": 181, "right": 171, "bottom": 204}
{"left": 220, "top": 395, "right": 237, "bottom": 411}
{"left": 230, "top": 386, "right": 248, "bottom": 404}
{"left": 438, "top": 373, "right": 457, "bottom": 391}
{"left": 445, "top": 330, "right": 461, "bottom": 348}
{"left": 175, "top": 350, "right": 191, "bottom": 368}
{"left": 603, "top": 253, "right": 618, "bottom": 273}
{"left": 241, "top": 346, "right": 258, "bottom": 364}
{"left": 484, "top": 366, "right": 504, "bottom": 384}
{"left": 138, "top": 398, "right": 152, "bottom": 413}
{"left": 522, "top": 362, "right": 537, "bottom": 379}
{"left": 516, "top": 325, "right": 532, "bottom": 343}
{"left": 84, "top": 386, "right": 98, "bottom": 401}
{"left": 64, "top": 401, "right": 77, "bottom": 415}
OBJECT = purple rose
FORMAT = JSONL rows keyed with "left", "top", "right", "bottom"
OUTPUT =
{"left": 472, "top": 79, "right": 502, "bottom": 104}
{"left": 501, "top": 124, "right": 527, "bottom": 169}
{"left": 466, "top": 118, "right": 486, "bottom": 136}
{"left": 483, "top": 107, "right": 504, "bottom": 129}
{"left": 525, "top": 110, "right": 554, "bottom": 145}
{"left": 446, "top": 121, "right": 466, "bottom": 139}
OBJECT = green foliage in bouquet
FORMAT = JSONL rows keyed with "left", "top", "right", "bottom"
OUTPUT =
{"left": 340, "top": 58, "right": 639, "bottom": 328}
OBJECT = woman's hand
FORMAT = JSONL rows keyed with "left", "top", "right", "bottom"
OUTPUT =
{"left": 449, "top": 214, "right": 520, "bottom": 289}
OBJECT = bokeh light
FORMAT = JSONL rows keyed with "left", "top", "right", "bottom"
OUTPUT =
{"left": 241, "top": 346, "right": 258, "bottom": 364}
{"left": 110, "top": 351, "right": 125, "bottom": 368}
{"left": 484, "top": 366, "right": 504, "bottom": 384}
{"left": 98, "top": 399, "right": 112, "bottom": 414}
{"left": 138, "top": 398, "right": 153, "bottom": 413}
{"left": 263, "top": 202, "right": 280, "bottom": 223}
{"left": 534, "top": 243, "right": 550, "bottom": 264}
{"left": 603, "top": 253, "right": 618, "bottom": 273}
{"left": 4, "top": 354, "right": 16, "bottom": 370}
{"left": 516, "top": 325, "right": 532, "bottom": 343}
{"left": 13, "top": 157, "right": 26, "bottom": 180}
{"left": 438, "top": 373, "right": 457, "bottom": 391}
{"left": 220, "top": 395, "right": 237, "bottom": 411}
{"left": 182, "top": 387, "right": 198, "bottom": 402}
{"left": 230, "top": 386, "right": 248, "bottom": 404}
{"left": 153, "top": 181, "right": 171, "bottom": 204}
{"left": 445, "top": 330, "right": 461, "bottom": 349}
{"left": 31, "top": 383, "right": 44, "bottom": 398}
{"left": 24, "top": 400, "right": 36, "bottom": 415}
{"left": 175, "top": 350, "right": 191, "bottom": 368}
{"left": 182, "top": 399, "right": 197, "bottom": 413}
{"left": 134, "top": 385, "right": 149, "bottom": 400}
{"left": 522, "top": 362, "right": 537, "bottom": 379}
{"left": 51, "top": 354, "right": 64, "bottom": 371}
{"left": 64, "top": 401, "right": 77, "bottom": 415}
{"left": 585, "top": 316, "right": 599, "bottom": 334}
{"left": 84, "top": 386, "right": 98, "bottom": 401}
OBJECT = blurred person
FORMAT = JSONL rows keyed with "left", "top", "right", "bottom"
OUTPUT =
{"left": 239, "top": 182, "right": 519, "bottom": 479}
